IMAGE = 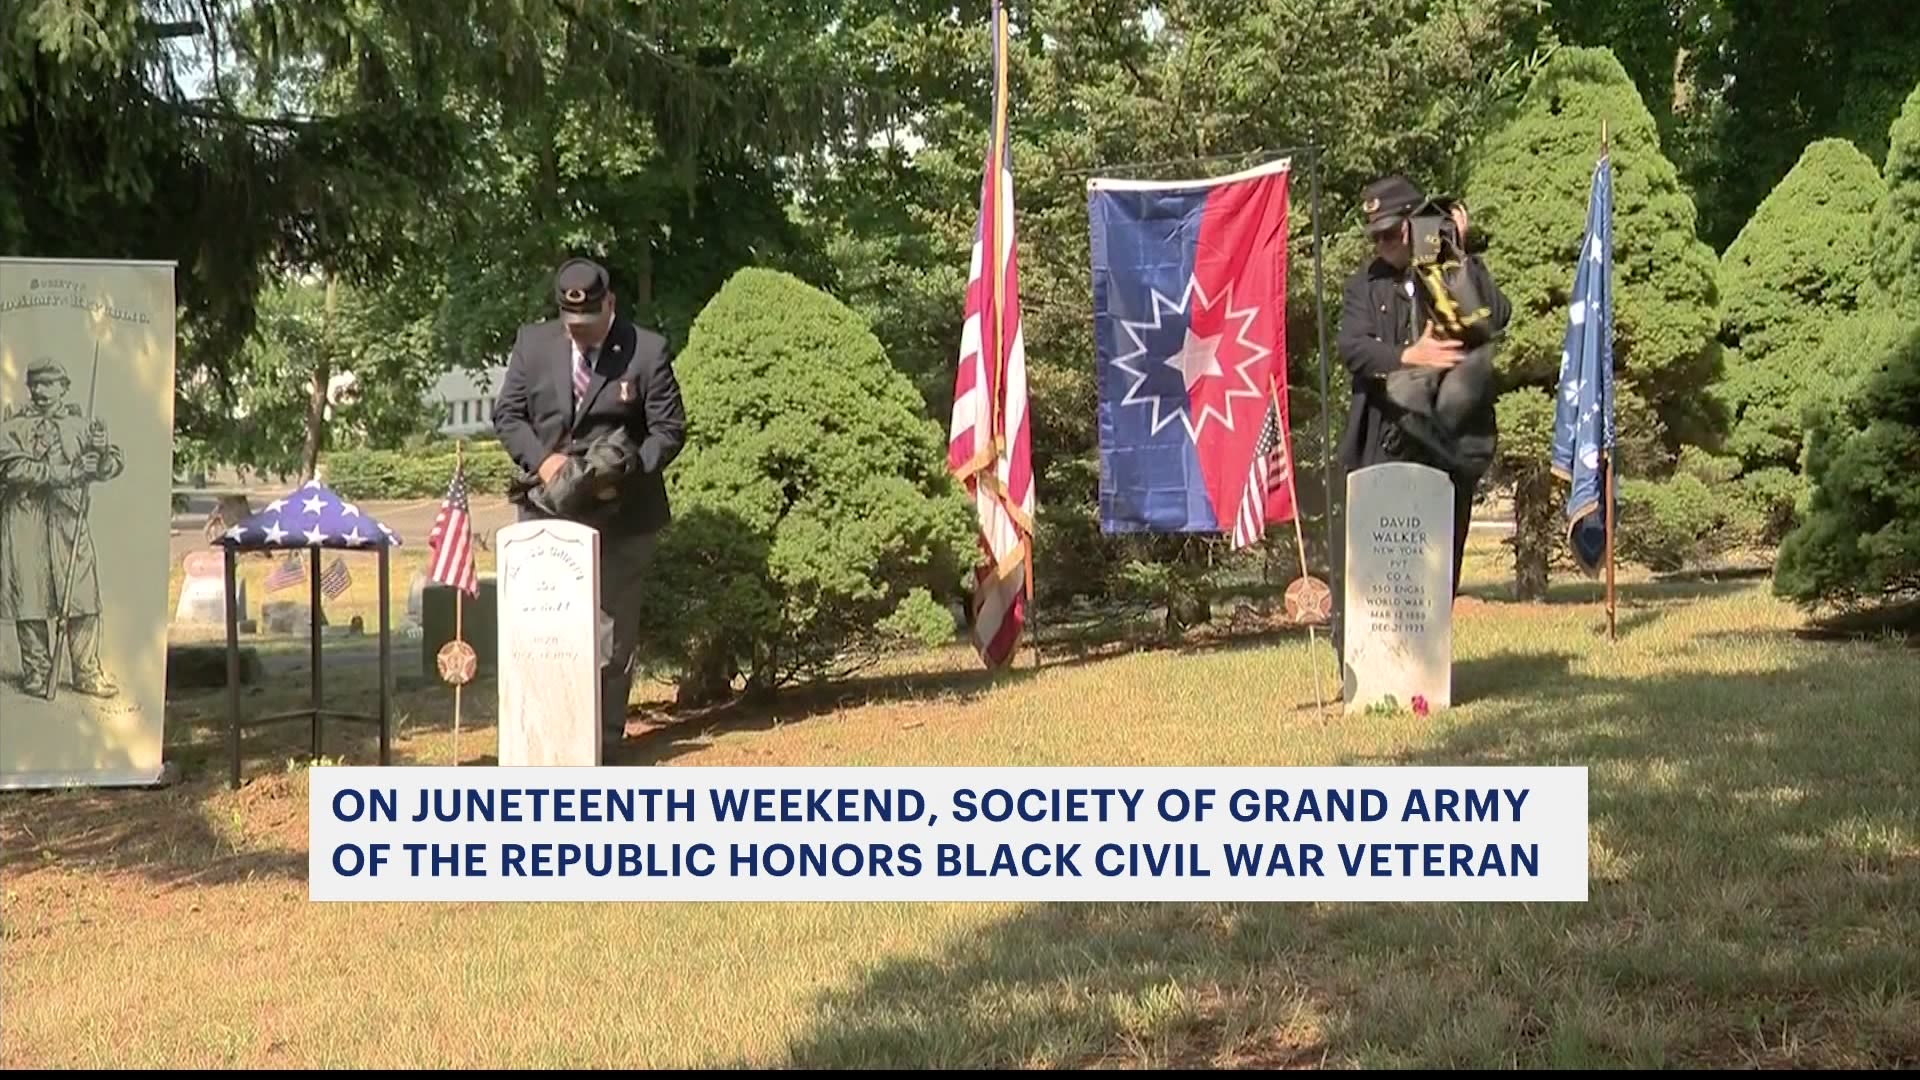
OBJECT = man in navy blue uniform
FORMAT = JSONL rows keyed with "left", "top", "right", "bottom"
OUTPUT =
{"left": 493, "top": 257, "right": 687, "bottom": 752}
{"left": 1336, "top": 175, "right": 1511, "bottom": 601}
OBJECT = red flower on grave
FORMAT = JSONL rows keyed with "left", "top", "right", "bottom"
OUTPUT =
{"left": 1411, "top": 694, "right": 1430, "bottom": 718}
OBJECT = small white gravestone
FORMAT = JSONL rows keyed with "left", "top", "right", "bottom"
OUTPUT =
{"left": 1342, "top": 462, "right": 1454, "bottom": 713}
{"left": 495, "top": 519, "right": 602, "bottom": 766}
{"left": 404, "top": 569, "right": 427, "bottom": 626}
{"left": 174, "top": 551, "right": 246, "bottom": 626}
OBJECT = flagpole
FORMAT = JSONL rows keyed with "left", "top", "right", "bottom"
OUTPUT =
{"left": 1277, "top": 396, "right": 1328, "bottom": 715}
{"left": 1601, "top": 120, "right": 1616, "bottom": 643}
{"left": 1287, "top": 481, "right": 1327, "bottom": 716}
{"left": 986, "top": 0, "right": 1008, "bottom": 456}
{"left": 454, "top": 440, "right": 465, "bottom": 764}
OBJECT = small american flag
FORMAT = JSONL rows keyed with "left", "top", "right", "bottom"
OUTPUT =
{"left": 319, "top": 556, "right": 353, "bottom": 600}
{"left": 1232, "top": 397, "right": 1288, "bottom": 550}
{"left": 427, "top": 464, "right": 479, "bottom": 596}
{"left": 265, "top": 554, "right": 306, "bottom": 592}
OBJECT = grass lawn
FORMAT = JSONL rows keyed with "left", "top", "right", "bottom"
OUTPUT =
{"left": 3, "top": 535, "right": 1917, "bottom": 1068}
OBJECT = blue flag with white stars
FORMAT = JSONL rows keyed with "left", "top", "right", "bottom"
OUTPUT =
{"left": 1551, "top": 155, "right": 1614, "bottom": 573}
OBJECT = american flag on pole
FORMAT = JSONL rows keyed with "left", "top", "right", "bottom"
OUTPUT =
{"left": 948, "top": 0, "right": 1033, "bottom": 671}
{"left": 319, "top": 555, "right": 353, "bottom": 599}
{"left": 1230, "top": 387, "right": 1298, "bottom": 550}
{"left": 427, "top": 464, "right": 479, "bottom": 596}
{"left": 265, "top": 554, "right": 306, "bottom": 592}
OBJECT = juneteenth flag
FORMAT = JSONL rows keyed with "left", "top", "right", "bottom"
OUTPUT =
{"left": 1088, "top": 157, "right": 1294, "bottom": 542}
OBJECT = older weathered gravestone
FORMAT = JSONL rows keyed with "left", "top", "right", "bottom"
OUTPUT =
{"left": 1342, "top": 462, "right": 1454, "bottom": 713}
{"left": 405, "top": 569, "right": 427, "bottom": 625}
{"left": 174, "top": 550, "right": 248, "bottom": 626}
{"left": 495, "top": 519, "right": 601, "bottom": 766}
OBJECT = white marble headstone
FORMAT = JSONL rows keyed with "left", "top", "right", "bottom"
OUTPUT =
{"left": 495, "top": 519, "right": 602, "bottom": 766}
{"left": 1342, "top": 462, "right": 1454, "bottom": 713}
{"left": 173, "top": 551, "right": 246, "bottom": 625}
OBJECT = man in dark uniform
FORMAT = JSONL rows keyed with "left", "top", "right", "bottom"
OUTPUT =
{"left": 493, "top": 257, "right": 687, "bottom": 754}
{"left": 1335, "top": 175, "right": 1511, "bottom": 601}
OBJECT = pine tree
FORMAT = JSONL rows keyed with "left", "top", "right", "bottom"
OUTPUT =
{"left": 635, "top": 268, "right": 975, "bottom": 703}
{"left": 1465, "top": 46, "right": 1723, "bottom": 598}
{"left": 1776, "top": 80, "right": 1920, "bottom": 612}
{"left": 1712, "top": 139, "right": 1887, "bottom": 539}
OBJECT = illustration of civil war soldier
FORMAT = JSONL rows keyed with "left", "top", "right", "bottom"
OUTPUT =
{"left": 0, "top": 358, "right": 123, "bottom": 699}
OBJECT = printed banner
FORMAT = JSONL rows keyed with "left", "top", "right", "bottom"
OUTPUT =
{"left": 0, "top": 258, "right": 177, "bottom": 788}
{"left": 308, "top": 765, "right": 1591, "bottom": 903}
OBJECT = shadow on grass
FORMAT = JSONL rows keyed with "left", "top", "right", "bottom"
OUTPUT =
{"left": 1459, "top": 577, "right": 1755, "bottom": 607}
{"left": 769, "top": 637, "right": 1920, "bottom": 1069}
{"left": 624, "top": 663, "right": 1055, "bottom": 766}
{"left": 0, "top": 750, "right": 312, "bottom": 889}
{"left": 0, "top": 659, "right": 472, "bottom": 889}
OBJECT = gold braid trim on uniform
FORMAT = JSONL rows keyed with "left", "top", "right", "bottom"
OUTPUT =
{"left": 1413, "top": 260, "right": 1491, "bottom": 338}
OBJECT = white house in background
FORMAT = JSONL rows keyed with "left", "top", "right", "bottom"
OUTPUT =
{"left": 430, "top": 365, "right": 509, "bottom": 437}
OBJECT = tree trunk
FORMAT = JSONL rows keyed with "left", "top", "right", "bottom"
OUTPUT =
{"left": 676, "top": 637, "right": 736, "bottom": 708}
{"left": 300, "top": 277, "right": 337, "bottom": 483}
{"left": 744, "top": 639, "right": 777, "bottom": 703}
{"left": 1511, "top": 468, "right": 1556, "bottom": 601}
{"left": 632, "top": 230, "right": 654, "bottom": 323}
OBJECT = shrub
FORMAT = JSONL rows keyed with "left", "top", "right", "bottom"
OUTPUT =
{"left": 321, "top": 443, "right": 517, "bottom": 499}
{"left": 1774, "top": 319, "right": 1920, "bottom": 608}
{"left": 1465, "top": 47, "right": 1724, "bottom": 598}
{"left": 1717, "top": 138, "right": 1886, "bottom": 476}
{"left": 1614, "top": 448, "right": 1763, "bottom": 573}
{"left": 1871, "top": 82, "right": 1920, "bottom": 310}
{"left": 635, "top": 268, "right": 976, "bottom": 703}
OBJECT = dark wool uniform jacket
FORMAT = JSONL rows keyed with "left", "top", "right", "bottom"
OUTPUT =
{"left": 493, "top": 315, "right": 687, "bottom": 536}
{"left": 1333, "top": 255, "right": 1512, "bottom": 473}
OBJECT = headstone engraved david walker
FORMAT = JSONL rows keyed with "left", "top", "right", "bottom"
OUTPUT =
{"left": 1342, "top": 462, "right": 1453, "bottom": 713}
{"left": 495, "top": 520, "right": 601, "bottom": 766}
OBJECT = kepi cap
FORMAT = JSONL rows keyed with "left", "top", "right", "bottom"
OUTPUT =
{"left": 553, "top": 257, "right": 611, "bottom": 325}
{"left": 1360, "top": 175, "right": 1425, "bottom": 237}
{"left": 25, "top": 359, "right": 69, "bottom": 385}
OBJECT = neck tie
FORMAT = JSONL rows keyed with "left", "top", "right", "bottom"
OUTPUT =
{"left": 573, "top": 346, "right": 593, "bottom": 403}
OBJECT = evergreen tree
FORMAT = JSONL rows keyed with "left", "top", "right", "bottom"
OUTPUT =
{"left": 1714, "top": 138, "right": 1886, "bottom": 538}
{"left": 636, "top": 269, "right": 975, "bottom": 704}
{"left": 1773, "top": 323, "right": 1920, "bottom": 608}
{"left": 1465, "top": 46, "right": 1723, "bottom": 598}
{"left": 1776, "top": 80, "right": 1920, "bottom": 612}
{"left": 1871, "top": 82, "right": 1920, "bottom": 311}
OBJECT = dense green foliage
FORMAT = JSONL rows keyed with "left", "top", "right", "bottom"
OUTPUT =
{"left": 3, "top": 0, "right": 854, "bottom": 462}
{"left": 1773, "top": 322, "right": 1920, "bottom": 607}
{"left": 1718, "top": 140, "right": 1886, "bottom": 475}
{"left": 1706, "top": 139, "right": 1889, "bottom": 542}
{"left": 635, "top": 269, "right": 975, "bottom": 702}
{"left": 320, "top": 443, "right": 516, "bottom": 500}
{"left": 1871, "top": 83, "right": 1920, "bottom": 310}
{"left": 1615, "top": 448, "right": 1764, "bottom": 572}
{"left": 1466, "top": 47, "right": 1723, "bottom": 597}
{"left": 1682, "top": 0, "right": 1920, "bottom": 251}
{"left": 1775, "top": 85, "right": 1920, "bottom": 612}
